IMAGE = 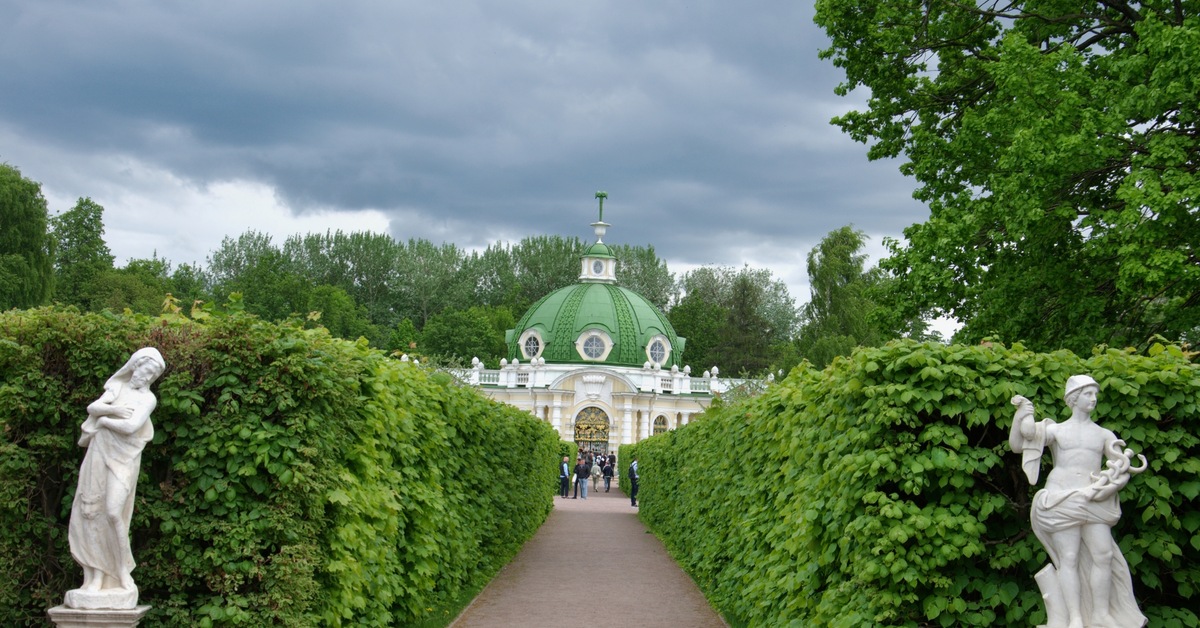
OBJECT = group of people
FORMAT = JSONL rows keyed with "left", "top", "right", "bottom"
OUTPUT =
{"left": 559, "top": 452, "right": 616, "bottom": 499}
{"left": 557, "top": 452, "right": 638, "bottom": 506}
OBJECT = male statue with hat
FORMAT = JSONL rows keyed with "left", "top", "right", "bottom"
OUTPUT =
{"left": 1010, "top": 375, "right": 1148, "bottom": 628}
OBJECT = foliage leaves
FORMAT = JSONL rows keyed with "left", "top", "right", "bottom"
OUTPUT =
{"left": 0, "top": 306, "right": 559, "bottom": 625}
{"left": 0, "top": 163, "right": 54, "bottom": 309}
{"left": 626, "top": 340, "right": 1199, "bottom": 626}
{"left": 815, "top": 2, "right": 1200, "bottom": 352}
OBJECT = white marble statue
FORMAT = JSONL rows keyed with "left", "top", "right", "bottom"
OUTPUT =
{"left": 1010, "top": 375, "right": 1148, "bottom": 628}
{"left": 64, "top": 348, "right": 165, "bottom": 610}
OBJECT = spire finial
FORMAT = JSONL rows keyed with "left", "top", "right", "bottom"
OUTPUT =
{"left": 595, "top": 191, "right": 607, "bottom": 223}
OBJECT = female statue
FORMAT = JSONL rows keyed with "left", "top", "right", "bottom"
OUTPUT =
{"left": 66, "top": 347, "right": 165, "bottom": 609}
{"left": 1010, "top": 375, "right": 1147, "bottom": 628}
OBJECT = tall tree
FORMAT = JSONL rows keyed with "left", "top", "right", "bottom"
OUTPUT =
{"left": 0, "top": 164, "right": 53, "bottom": 309}
{"left": 666, "top": 295, "right": 725, "bottom": 372}
{"left": 613, "top": 243, "right": 676, "bottom": 310}
{"left": 508, "top": 235, "right": 586, "bottom": 312}
{"left": 464, "top": 244, "right": 521, "bottom": 310}
{"left": 50, "top": 197, "right": 115, "bottom": 307}
{"left": 391, "top": 239, "right": 472, "bottom": 329}
{"left": 794, "top": 227, "right": 886, "bottom": 368}
{"left": 206, "top": 231, "right": 280, "bottom": 297}
{"left": 419, "top": 306, "right": 508, "bottom": 366}
{"left": 815, "top": 1, "right": 1200, "bottom": 352}
{"left": 670, "top": 265, "right": 798, "bottom": 374}
{"left": 283, "top": 230, "right": 400, "bottom": 328}
{"left": 711, "top": 273, "right": 773, "bottom": 375}
{"left": 208, "top": 233, "right": 310, "bottom": 320}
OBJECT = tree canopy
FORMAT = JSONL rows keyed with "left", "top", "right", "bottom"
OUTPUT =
{"left": 670, "top": 265, "right": 798, "bottom": 375}
{"left": 50, "top": 197, "right": 115, "bottom": 308}
{"left": 795, "top": 226, "right": 883, "bottom": 368}
{"left": 815, "top": 1, "right": 1200, "bottom": 353}
{"left": 4, "top": 163, "right": 809, "bottom": 372}
{"left": 0, "top": 164, "right": 53, "bottom": 309}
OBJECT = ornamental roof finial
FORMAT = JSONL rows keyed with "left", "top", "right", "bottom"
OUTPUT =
{"left": 591, "top": 191, "right": 610, "bottom": 243}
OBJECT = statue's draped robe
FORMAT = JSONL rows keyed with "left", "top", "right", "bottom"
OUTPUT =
{"left": 68, "top": 386, "right": 154, "bottom": 589}
{"left": 1020, "top": 420, "right": 1147, "bottom": 628}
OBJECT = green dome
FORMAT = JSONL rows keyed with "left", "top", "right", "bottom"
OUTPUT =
{"left": 506, "top": 283, "right": 686, "bottom": 368}
{"left": 582, "top": 241, "right": 615, "bottom": 259}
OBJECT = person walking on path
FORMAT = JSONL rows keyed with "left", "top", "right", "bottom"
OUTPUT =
{"left": 590, "top": 457, "right": 602, "bottom": 492}
{"left": 558, "top": 456, "right": 570, "bottom": 498}
{"left": 574, "top": 457, "right": 591, "bottom": 499}
{"left": 602, "top": 460, "right": 614, "bottom": 492}
{"left": 628, "top": 457, "right": 639, "bottom": 507}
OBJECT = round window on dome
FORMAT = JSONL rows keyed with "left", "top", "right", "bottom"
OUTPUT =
{"left": 592, "top": 260, "right": 604, "bottom": 275}
{"left": 575, "top": 329, "right": 613, "bottom": 361}
{"left": 645, "top": 335, "right": 671, "bottom": 365}
{"left": 518, "top": 330, "right": 544, "bottom": 360}
{"left": 583, "top": 336, "right": 604, "bottom": 358}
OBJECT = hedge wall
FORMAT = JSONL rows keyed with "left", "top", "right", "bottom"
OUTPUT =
{"left": 627, "top": 340, "right": 1199, "bottom": 627}
{"left": 0, "top": 307, "right": 559, "bottom": 626}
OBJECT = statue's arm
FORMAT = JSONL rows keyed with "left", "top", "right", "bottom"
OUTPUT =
{"left": 96, "top": 397, "right": 156, "bottom": 435}
{"left": 1010, "top": 395, "right": 1049, "bottom": 484}
{"left": 87, "top": 389, "right": 132, "bottom": 420}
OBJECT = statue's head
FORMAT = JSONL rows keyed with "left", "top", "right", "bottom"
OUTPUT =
{"left": 112, "top": 347, "right": 166, "bottom": 391}
{"left": 1063, "top": 374, "right": 1099, "bottom": 407}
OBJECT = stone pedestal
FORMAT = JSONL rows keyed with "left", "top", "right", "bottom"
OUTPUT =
{"left": 63, "top": 587, "right": 138, "bottom": 610}
{"left": 47, "top": 605, "right": 150, "bottom": 627}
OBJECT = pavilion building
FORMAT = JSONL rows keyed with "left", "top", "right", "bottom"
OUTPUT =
{"left": 458, "top": 194, "right": 746, "bottom": 454}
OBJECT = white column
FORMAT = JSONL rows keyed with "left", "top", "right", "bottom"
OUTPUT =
{"left": 552, "top": 400, "right": 563, "bottom": 437}
{"left": 622, "top": 404, "right": 634, "bottom": 444}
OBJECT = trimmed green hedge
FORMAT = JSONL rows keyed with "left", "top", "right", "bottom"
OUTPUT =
{"left": 0, "top": 307, "right": 559, "bottom": 625}
{"left": 628, "top": 340, "right": 1199, "bottom": 626}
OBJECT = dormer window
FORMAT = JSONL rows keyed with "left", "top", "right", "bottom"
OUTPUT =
{"left": 519, "top": 330, "right": 544, "bottom": 360}
{"left": 646, "top": 335, "right": 670, "bottom": 365}
{"left": 575, "top": 329, "right": 613, "bottom": 361}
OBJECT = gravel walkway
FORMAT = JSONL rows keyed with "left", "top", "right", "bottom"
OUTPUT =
{"left": 450, "top": 482, "right": 727, "bottom": 627}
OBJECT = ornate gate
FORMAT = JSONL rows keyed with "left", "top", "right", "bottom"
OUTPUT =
{"left": 573, "top": 406, "right": 610, "bottom": 455}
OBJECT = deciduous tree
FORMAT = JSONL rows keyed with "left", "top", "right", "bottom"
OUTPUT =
{"left": 670, "top": 265, "right": 798, "bottom": 374}
{"left": 0, "top": 164, "right": 53, "bottom": 309}
{"left": 50, "top": 197, "right": 114, "bottom": 307}
{"left": 613, "top": 243, "right": 676, "bottom": 311}
{"left": 508, "top": 235, "right": 585, "bottom": 312}
{"left": 794, "top": 226, "right": 889, "bottom": 368}
{"left": 419, "top": 306, "right": 507, "bottom": 366}
{"left": 816, "top": 1, "right": 1200, "bottom": 352}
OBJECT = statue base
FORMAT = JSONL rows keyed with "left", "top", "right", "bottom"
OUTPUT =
{"left": 47, "top": 605, "right": 150, "bottom": 628}
{"left": 63, "top": 587, "right": 139, "bottom": 610}
{"left": 1035, "top": 564, "right": 1068, "bottom": 628}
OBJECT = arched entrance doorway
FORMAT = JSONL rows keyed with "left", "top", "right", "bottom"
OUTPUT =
{"left": 574, "top": 406, "right": 610, "bottom": 455}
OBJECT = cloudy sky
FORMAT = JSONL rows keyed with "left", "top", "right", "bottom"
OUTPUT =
{"left": 1, "top": 0, "right": 929, "bottom": 305}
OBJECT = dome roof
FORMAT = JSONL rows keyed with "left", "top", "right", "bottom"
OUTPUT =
{"left": 506, "top": 282, "right": 686, "bottom": 368}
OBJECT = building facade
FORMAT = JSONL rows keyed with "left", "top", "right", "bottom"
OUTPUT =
{"left": 458, "top": 196, "right": 746, "bottom": 454}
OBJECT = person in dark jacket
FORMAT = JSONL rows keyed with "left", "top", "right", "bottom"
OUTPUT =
{"left": 628, "top": 457, "right": 639, "bottom": 506}
{"left": 559, "top": 455, "right": 570, "bottom": 498}
{"left": 573, "top": 458, "right": 592, "bottom": 499}
{"left": 602, "top": 460, "right": 614, "bottom": 492}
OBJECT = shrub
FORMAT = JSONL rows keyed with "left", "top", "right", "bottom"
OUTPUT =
{"left": 0, "top": 307, "right": 559, "bottom": 625}
{"left": 633, "top": 340, "right": 1199, "bottom": 626}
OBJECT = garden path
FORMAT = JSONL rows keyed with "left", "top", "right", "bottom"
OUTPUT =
{"left": 450, "top": 480, "right": 727, "bottom": 627}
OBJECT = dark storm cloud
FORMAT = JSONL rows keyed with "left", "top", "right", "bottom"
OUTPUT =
{"left": 0, "top": 0, "right": 927, "bottom": 286}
